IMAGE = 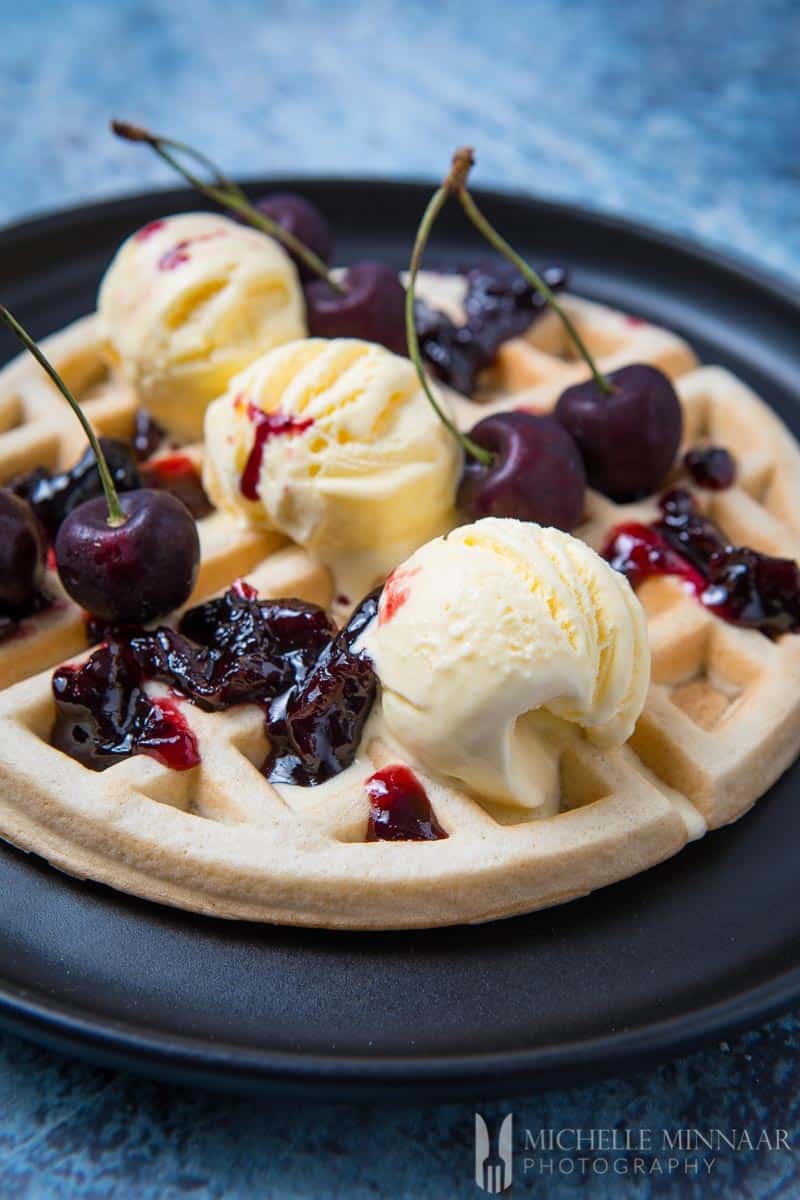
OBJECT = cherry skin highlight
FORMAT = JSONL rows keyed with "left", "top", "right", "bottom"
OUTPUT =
{"left": 55, "top": 490, "right": 200, "bottom": 624}
{"left": 458, "top": 411, "right": 586, "bottom": 530}
{"left": 556, "top": 364, "right": 683, "bottom": 500}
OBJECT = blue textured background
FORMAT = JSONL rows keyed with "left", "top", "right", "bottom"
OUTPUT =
{"left": 1, "top": 0, "right": 799, "bottom": 1196}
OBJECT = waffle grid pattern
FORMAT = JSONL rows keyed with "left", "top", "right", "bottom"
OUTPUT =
{"left": 0, "top": 281, "right": 798, "bottom": 927}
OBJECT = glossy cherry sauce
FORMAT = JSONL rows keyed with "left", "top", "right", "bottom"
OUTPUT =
{"left": 603, "top": 488, "right": 800, "bottom": 636}
{"left": 365, "top": 765, "right": 447, "bottom": 841}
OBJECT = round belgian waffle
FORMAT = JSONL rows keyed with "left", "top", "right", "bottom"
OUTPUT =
{"left": 0, "top": 275, "right": 798, "bottom": 929}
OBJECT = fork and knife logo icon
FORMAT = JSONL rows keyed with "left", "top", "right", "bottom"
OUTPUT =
{"left": 475, "top": 1113, "right": 514, "bottom": 1193}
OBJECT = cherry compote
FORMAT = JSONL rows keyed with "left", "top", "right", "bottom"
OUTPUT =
{"left": 13, "top": 438, "right": 141, "bottom": 540}
{"left": 52, "top": 641, "right": 199, "bottom": 771}
{"left": 415, "top": 262, "right": 566, "bottom": 395}
{"left": 365, "top": 765, "right": 447, "bottom": 841}
{"left": 264, "top": 589, "right": 380, "bottom": 786}
{"left": 602, "top": 488, "right": 800, "bottom": 636}
{"left": 59, "top": 585, "right": 380, "bottom": 783}
{"left": 129, "top": 587, "right": 336, "bottom": 710}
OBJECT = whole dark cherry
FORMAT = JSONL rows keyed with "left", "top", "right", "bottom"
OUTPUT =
{"left": 304, "top": 262, "right": 407, "bottom": 354}
{"left": 457, "top": 411, "right": 586, "bottom": 531}
{"left": 252, "top": 192, "right": 333, "bottom": 282}
{"left": 555, "top": 364, "right": 683, "bottom": 500}
{"left": 0, "top": 489, "right": 45, "bottom": 612}
{"left": 55, "top": 490, "right": 200, "bottom": 624}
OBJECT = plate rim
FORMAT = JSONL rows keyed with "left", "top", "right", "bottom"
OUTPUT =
{"left": 3, "top": 174, "right": 800, "bottom": 311}
{"left": 1, "top": 176, "right": 800, "bottom": 1096}
{"left": 1, "top": 956, "right": 799, "bottom": 1096}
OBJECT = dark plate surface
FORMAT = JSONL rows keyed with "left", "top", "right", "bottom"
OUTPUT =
{"left": 1, "top": 180, "right": 800, "bottom": 1100}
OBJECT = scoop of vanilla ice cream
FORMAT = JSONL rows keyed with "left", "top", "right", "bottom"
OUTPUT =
{"left": 203, "top": 338, "right": 460, "bottom": 597}
{"left": 97, "top": 213, "right": 306, "bottom": 441}
{"left": 364, "top": 518, "right": 650, "bottom": 812}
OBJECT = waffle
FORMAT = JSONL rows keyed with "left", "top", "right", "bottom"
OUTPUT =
{"left": 0, "top": 278, "right": 798, "bottom": 929}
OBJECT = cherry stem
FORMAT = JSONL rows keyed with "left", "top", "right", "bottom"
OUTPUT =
{"left": 455, "top": 181, "right": 614, "bottom": 397}
{"left": 405, "top": 152, "right": 493, "bottom": 468}
{"left": 0, "top": 308, "right": 126, "bottom": 527}
{"left": 111, "top": 120, "right": 346, "bottom": 296}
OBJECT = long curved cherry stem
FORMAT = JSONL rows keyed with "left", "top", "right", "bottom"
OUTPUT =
{"left": 454, "top": 165, "right": 614, "bottom": 397}
{"left": 111, "top": 120, "right": 346, "bottom": 296}
{"left": 405, "top": 151, "right": 493, "bottom": 467}
{"left": 0, "top": 307, "right": 126, "bottom": 526}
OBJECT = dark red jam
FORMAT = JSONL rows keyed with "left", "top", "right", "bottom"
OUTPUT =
{"left": 365, "top": 765, "right": 447, "bottom": 841}
{"left": 603, "top": 488, "right": 800, "bottom": 636}
{"left": 415, "top": 262, "right": 566, "bottom": 395}
{"left": 237, "top": 400, "right": 314, "bottom": 500}
{"left": 68, "top": 585, "right": 380, "bottom": 784}
{"left": 132, "top": 589, "right": 335, "bottom": 710}
{"left": 684, "top": 445, "right": 736, "bottom": 490}
{"left": 52, "top": 642, "right": 199, "bottom": 771}
{"left": 139, "top": 454, "right": 212, "bottom": 520}
{"left": 264, "top": 589, "right": 380, "bottom": 786}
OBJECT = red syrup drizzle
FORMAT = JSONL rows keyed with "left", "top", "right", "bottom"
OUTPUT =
{"left": 378, "top": 566, "right": 420, "bottom": 625}
{"left": 237, "top": 399, "right": 314, "bottom": 500}
{"left": 602, "top": 488, "right": 800, "bottom": 636}
{"left": 140, "top": 696, "right": 201, "bottom": 770}
{"left": 365, "top": 765, "right": 447, "bottom": 842}
{"left": 157, "top": 231, "right": 223, "bottom": 271}
{"left": 134, "top": 220, "right": 166, "bottom": 242}
{"left": 139, "top": 453, "right": 213, "bottom": 520}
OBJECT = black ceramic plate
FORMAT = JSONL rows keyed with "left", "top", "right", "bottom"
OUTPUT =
{"left": 1, "top": 181, "right": 800, "bottom": 1101}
